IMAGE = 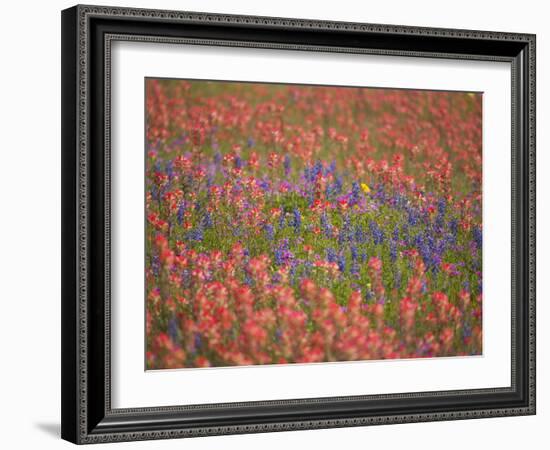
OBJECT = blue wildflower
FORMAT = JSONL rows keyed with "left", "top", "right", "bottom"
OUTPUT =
{"left": 181, "top": 269, "right": 191, "bottom": 289}
{"left": 473, "top": 226, "right": 482, "bottom": 250}
{"left": 166, "top": 160, "right": 174, "bottom": 180}
{"left": 168, "top": 316, "right": 179, "bottom": 344}
{"left": 390, "top": 241, "right": 397, "bottom": 262}
{"left": 187, "top": 228, "right": 204, "bottom": 242}
{"left": 264, "top": 223, "right": 274, "bottom": 240}
{"left": 193, "top": 332, "right": 202, "bottom": 353}
{"left": 154, "top": 160, "right": 162, "bottom": 173}
{"left": 274, "top": 248, "right": 284, "bottom": 266}
{"left": 234, "top": 155, "right": 243, "bottom": 169}
{"left": 284, "top": 154, "right": 291, "bottom": 177}
{"left": 326, "top": 248, "right": 337, "bottom": 264}
{"left": 350, "top": 181, "right": 361, "bottom": 205}
{"left": 201, "top": 211, "right": 213, "bottom": 228}
{"left": 337, "top": 254, "right": 347, "bottom": 273}
{"left": 394, "top": 270, "right": 402, "bottom": 289}
{"left": 177, "top": 202, "right": 185, "bottom": 225}
{"left": 151, "top": 255, "right": 160, "bottom": 277}
{"left": 369, "top": 221, "right": 385, "bottom": 245}
{"left": 292, "top": 208, "right": 301, "bottom": 234}
{"left": 350, "top": 245, "right": 358, "bottom": 261}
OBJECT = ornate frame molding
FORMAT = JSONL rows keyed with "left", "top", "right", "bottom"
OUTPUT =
{"left": 61, "top": 4, "right": 536, "bottom": 444}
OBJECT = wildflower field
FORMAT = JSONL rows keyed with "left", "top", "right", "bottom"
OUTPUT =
{"left": 145, "top": 79, "right": 483, "bottom": 369}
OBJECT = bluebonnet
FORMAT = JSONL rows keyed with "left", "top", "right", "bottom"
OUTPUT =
{"left": 312, "top": 161, "right": 323, "bottom": 181}
{"left": 187, "top": 228, "right": 204, "bottom": 242}
{"left": 392, "top": 193, "right": 408, "bottom": 209}
{"left": 326, "top": 248, "right": 337, "bottom": 264}
{"left": 392, "top": 225, "right": 400, "bottom": 242}
{"left": 247, "top": 137, "right": 255, "bottom": 148}
{"left": 264, "top": 223, "right": 275, "bottom": 240}
{"left": 257, "top": 179, "right": 270, "bottom": 192}
{"left": 320, "top": 212, "right": 332, "bottom": 238}
{"left": 177, "top": 202, "right": 185, "bottom": 225}
{"left": 463, "top": 321, "right": 472, "bottom": 346}
{"left": 337, "top": 254, "right": 347, "bottom": 273}
{"left": 373, "top": 184, "right": 387, "bottom": 204}
{"left": 151, "top": 185, "right": 159, "bottom": 202}
{"left": 306, "top": 189, "right": 315, "bottom": 207}
{"left": 350, "top": 245, "right": 358, "bottom": 262}
{"left": 159, "top": 184, "right": 169, "bottom": 201}
{"left": 180, "top": 269, "right": 191, "bottom": 289}
{"left": 168, "top": 316, "right": 179, "bottom": 344}
{"left": 151, "top": 255, "right": 160, "bottom": 277}
{"left": 338, "top": 215, "right": 352, "bottom": 245}
{"left": 327, "top": 175, "right": 343, "bottom": 198}
{"left": 303, "top": 260, "right": 313, "bottom": 277}
{"left": 234, "top": 155, "right": 243, "bottom": 169}
{"left": 303, "top": 166, "right": 311, "bottom": 183}
{"left": 275, "top": 328, "right": 283, "bottom": 341}
{"left": 449, "top": 218, "right": 458, "bottom": 243}
{"left": 354, "top": 224, "right": 366, "bottom": 244}
{"left": 284, "top": 154, "right": 291, "bottom": 177}
{"left": 435, "top": 198, "right": 446, "bottom": 231}
{"left": 278, "top": 211, "right": 286, "bottom": 229}
{"left": 165, "top": 160, "right": 174, "bottom": 180}
{"left": 350, "top": 181, "right": 361, "bottom": 205}
{"left": 350, "top": 246, "right": 359, "bottom": 276}
{"left": 437, "top": 198, "right": 447, "bottom": 215}
{"left": 274, "top": 248, "right": 284, "bottom": 266}
{"left": 390, "top": 241, "right": 397, "bottom": 262}
{"left": 415, "top": 233, "right": 433, "bottom": 270}
{"left": 201, "top": 211, "right": 213, "bottom": 228}
{"left": 333, "top": 175, "right": 343, "bottom": 195}
{"left": 154, "top": 160, "right": 162, "bottom": 173}
{"left": 230, "top": 183, "right": 243, "bottom": 196}
{"left": 193, "top": 332, "right": 202, "bottom": 353}
{"left": 473, "top": 226, "right": 482, "bottom": 250}
{"left": 369, "top": 220, "right": 385, "bottom": 245}
{"left": 292, "top": 208, "right": 302, "bottom": 234}
{"left": 274, "top": 239, "right": 291, "bottom": 266}
{"left": 289, "top": 260, "right": 298, "bottom": 281}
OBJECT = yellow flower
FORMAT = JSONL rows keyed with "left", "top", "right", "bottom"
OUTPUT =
{"left": 361, "top": 183, "right": 371, "bottom": 194}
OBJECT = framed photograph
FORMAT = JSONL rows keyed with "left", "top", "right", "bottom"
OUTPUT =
{"left": 61, "top": 4, "right": 536, "bottom": 444}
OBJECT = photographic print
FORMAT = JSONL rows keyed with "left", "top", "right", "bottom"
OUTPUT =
{"left": 145, "top": 78, "right": 483, "bottom": 370}
{"left": 61, "top": 7, "right": 536, "bottom": 442}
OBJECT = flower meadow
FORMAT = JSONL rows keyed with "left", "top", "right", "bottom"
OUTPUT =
{"left": 145, "top": 79, "right": 483, "bottom": 369}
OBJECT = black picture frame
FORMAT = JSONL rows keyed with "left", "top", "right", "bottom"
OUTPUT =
{"left": 61, "top": 4, "right": 536, "bottom": 444}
